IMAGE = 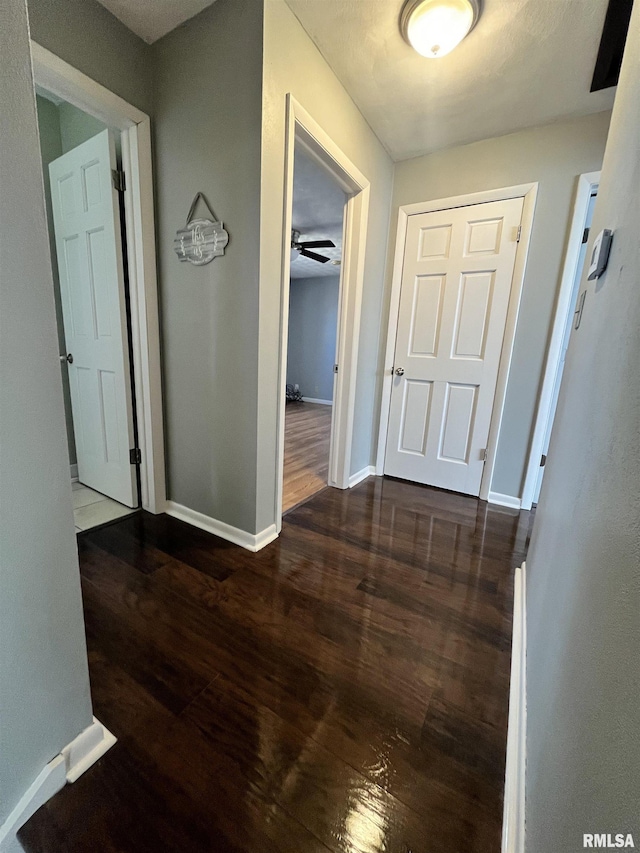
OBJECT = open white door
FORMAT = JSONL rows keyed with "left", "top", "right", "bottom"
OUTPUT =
{"left": 532, "top": 190, "right": 598, "bottom": 504}
{"left": 384, "top": 197, "right": 524, "bottom": 496}
{"left": 49, "top": 129, "right": 137, "bottom": 507}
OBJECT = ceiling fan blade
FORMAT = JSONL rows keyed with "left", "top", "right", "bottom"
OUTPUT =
{"left": 300, "top": 249, "right": 331, "bottom": 264}
{"left": 300, "top": 240, "right": 336, "bottom": 249}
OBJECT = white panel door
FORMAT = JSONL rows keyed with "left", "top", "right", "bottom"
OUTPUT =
{"left": 384, "top": 197, "right": 524, "bottom": 495}
{"left": 49, "top": 130, "right": 137, "bottom": 507}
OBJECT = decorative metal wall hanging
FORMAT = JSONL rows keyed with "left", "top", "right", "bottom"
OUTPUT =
{"left": 174, "top": 192, "right": 229, "bottom": 266}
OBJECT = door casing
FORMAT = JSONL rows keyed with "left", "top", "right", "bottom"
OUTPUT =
{"left": 376, "top": 183, "right": 538, "bottom": 504}
{"left": 49, "top": 129, "right": 138, "bottom": 506}
{"left": 31, "top": 41, "right": 166, "bottom": 514}
{"left": 275, "top": 96, "right": 371, "bottom": 530}
{"left": 520, "top": 171, "right": 600, "bottom": 510}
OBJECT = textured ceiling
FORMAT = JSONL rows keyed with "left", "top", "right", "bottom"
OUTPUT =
{"left": 290, "top": 147, "right": 345, "bottom": 280}
{"left": 284, "top": 0, "right": 615, "bottom": 160}
{"left": 95, "top": 0, "right": 217, "bottom": 43}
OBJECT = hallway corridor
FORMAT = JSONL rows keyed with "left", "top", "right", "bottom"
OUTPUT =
{"left": 21, "top": 478, "right": 533, "bottom": 853}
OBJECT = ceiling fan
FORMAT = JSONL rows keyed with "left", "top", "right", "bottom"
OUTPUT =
{"left": 291, "top": 229, "right": 336, "bottom": 264}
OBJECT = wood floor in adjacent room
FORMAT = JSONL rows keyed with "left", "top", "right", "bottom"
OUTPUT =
{"left": 283, "top": 401, "right": 332, "bottom": 512}
{"left": 20, "top": 477, "right": 533, "bottom": 853}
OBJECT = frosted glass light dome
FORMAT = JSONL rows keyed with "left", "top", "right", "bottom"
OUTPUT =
{"left": 401, "top": 0, "right": 479, "bottom": 58}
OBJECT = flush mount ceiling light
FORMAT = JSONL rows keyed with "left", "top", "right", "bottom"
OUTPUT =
{"left": 400, "top": 0, "right": 480, "bottom": 58}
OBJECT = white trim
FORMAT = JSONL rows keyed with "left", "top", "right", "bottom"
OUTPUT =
{"left": 121, "top": 118, "right": 166, "bottom": 513}
{"left": 520, "top": 171, "right": 600, "bottom": 510}
{"left": 376, "top": 183, "right": 538, "bottom": 504}
{"left": 301, "top": 397, "right": 333, "bottom": 406}
{"left": 70, "top": 463, "right": 78, "bottom": 482}
{"left": 275, "top": 95, "right": 370, "bottom": 533}
{"left": 502, "top": 563, "right": 527, "bottom": 853}
{"left": 31, "top": 42, "right": 166, "bottom": 514}
{"left": 488, "top": 491, "right": 522, "bottom": 510}
{"left": 29, "top": 44, "right": 146, "bottom": 126}
{"left": 348, "top": 466, "right": 376, "bottom": 488}
{"left": 0, "top": 718, "right": 115, "bottom": 849}
{"left": 0, "top": 757, "right": 65, "bottom": 850}
{"left": 61, "top": 716, "right": 117, "bottom": 783}
{"left": 166, "top": 501, "right": 278, "bottom": 552}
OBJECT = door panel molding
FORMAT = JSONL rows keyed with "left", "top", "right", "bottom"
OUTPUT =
{"left": 31, "top": 41, "right": 166, "bottom": 513}
{"left": 376, "top": 183, "right": 538, "bottom": 502}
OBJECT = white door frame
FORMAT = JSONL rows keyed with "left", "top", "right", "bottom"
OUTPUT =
{"left": 520, "top": 171, "right": 600, "bottom": 510}
{"left": 30, "top": 42, "right": 166, "bottom": 514}
{"left": 375, "top": 183, "right": 538, "bottom": 503}
{"left": 276, "top": 95, "right": 370, "bottom": 527}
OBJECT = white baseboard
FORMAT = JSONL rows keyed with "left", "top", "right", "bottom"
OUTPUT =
{"left": 70, "top": 463, "right": 78, "bottom": 482}
{"left": 0, "top": 757, "right": 65, "bottom": 850}
{"left": 488, "top": 491, "right": 522, "bottom": 510}
{"left": 62, "top": 716, "right": 117, "bottom": 783}
{"left": 502, "top": 563, "right": 527, "bottom": 853}
{"left": 165, "top": 501, "right": 279, "bottom": 552}
{"left": 0, "top": 717, "right": 115, "bottom": 850}
{"left": 348, "top": 465, "right": 376, "bottom": 488}
{"left": 301, "top": 397, "right": 332, "bottom": 406}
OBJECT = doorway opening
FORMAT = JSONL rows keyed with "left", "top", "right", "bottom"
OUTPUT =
{"left": 35, "top": 88, "right": 138, "bottom": 531}
{"left": 31, "top": 42, "right": 166, "bottom": 526}
{"left": 521, "top": 171, "right": 600, "bottom": 509}
{"left": 283, "top": 147, "right": 346, "bottom": 512}
{"left": 275, "top": 97, "right": 371, "bottom": 530}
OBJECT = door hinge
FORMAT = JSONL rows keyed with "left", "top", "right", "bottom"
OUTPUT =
{"left": 333, "top": 364, "right": 339, "bottom": 373}
{"left": 582, "top": 227, "right": 590, "bottom": 245}
{"left": 112, "top": 169, "right": 126, "bottom": 192}
{"left": 481, "top": 448, "right": 488, "bottom": 462}
{"left": 129, "top": 448, "right": 142, "bottom": 465}
{"left": 515, "top": 225, "right": 522, "bottom": 242}
{"left": 540, "top": 454, "right": 547, "bottom": 467}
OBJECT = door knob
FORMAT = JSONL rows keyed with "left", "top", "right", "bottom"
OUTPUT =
{"left": 395, "top": 367, "right": 405, "bottom": 376}
{"left": 60, "top": 353, "right": 73, "bottom": 364}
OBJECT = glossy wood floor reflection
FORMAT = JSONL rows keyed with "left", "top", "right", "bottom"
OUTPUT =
{"left": 283, "top": 401, "right": 332, "bottom": 511}
{"left": 20, "top": 477, "right": 533, "bottom": 853}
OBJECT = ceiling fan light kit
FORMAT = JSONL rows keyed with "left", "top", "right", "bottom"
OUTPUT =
{"left": 400, "top": 0, "right": 480, "bottom": 58}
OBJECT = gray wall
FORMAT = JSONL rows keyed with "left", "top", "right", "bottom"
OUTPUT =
{"left": 27, "top": 0, "right": 269, "bottom": 537}
{"left": 26, "top": 0, "right": 153, "bottom": 115}
{"left": 152, "top": 0, "right": 264, "bottom": 532}
{"left": 525, "top": 6, "right": 640, "bottom": 849}
{"left": 0, "top": 0, "right": 93, "bottom": 825}
{"left": 287, "top": 275, "right": 339, "bottom": 402}
{"left": 58, "top": 100, "right": 108, "bottom": 152}
{"left": 258, "top": 0, "right": 394, "bottom": 531}
{"left": 390, "top": 111, "right": 611, "bottom": 499}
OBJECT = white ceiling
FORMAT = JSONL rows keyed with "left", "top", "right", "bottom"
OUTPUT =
{"left": 284, "top": 0, "right": 615, "bottom": 161}
{"left": 94, "top": 0, "right": 615, "bottom": 160}
{"left": 95, "top": 0, "right": 217, "bottom": 43}
{"left": 290, "top": 147, "right": 345, "bottom": 280}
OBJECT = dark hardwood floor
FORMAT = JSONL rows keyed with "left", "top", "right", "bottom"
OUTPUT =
{"left": 20, "top": 477, "right": 533, "bottom": 853}
{"left": 283, "top": 402, "right": 332, "bottom": 512}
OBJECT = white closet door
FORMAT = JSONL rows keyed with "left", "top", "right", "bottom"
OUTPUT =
{"left": 385, "top": 197, "right": 524, "bottom": 496}
{"left": 49, "top": 129, "right": 137, "bottom": 507}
